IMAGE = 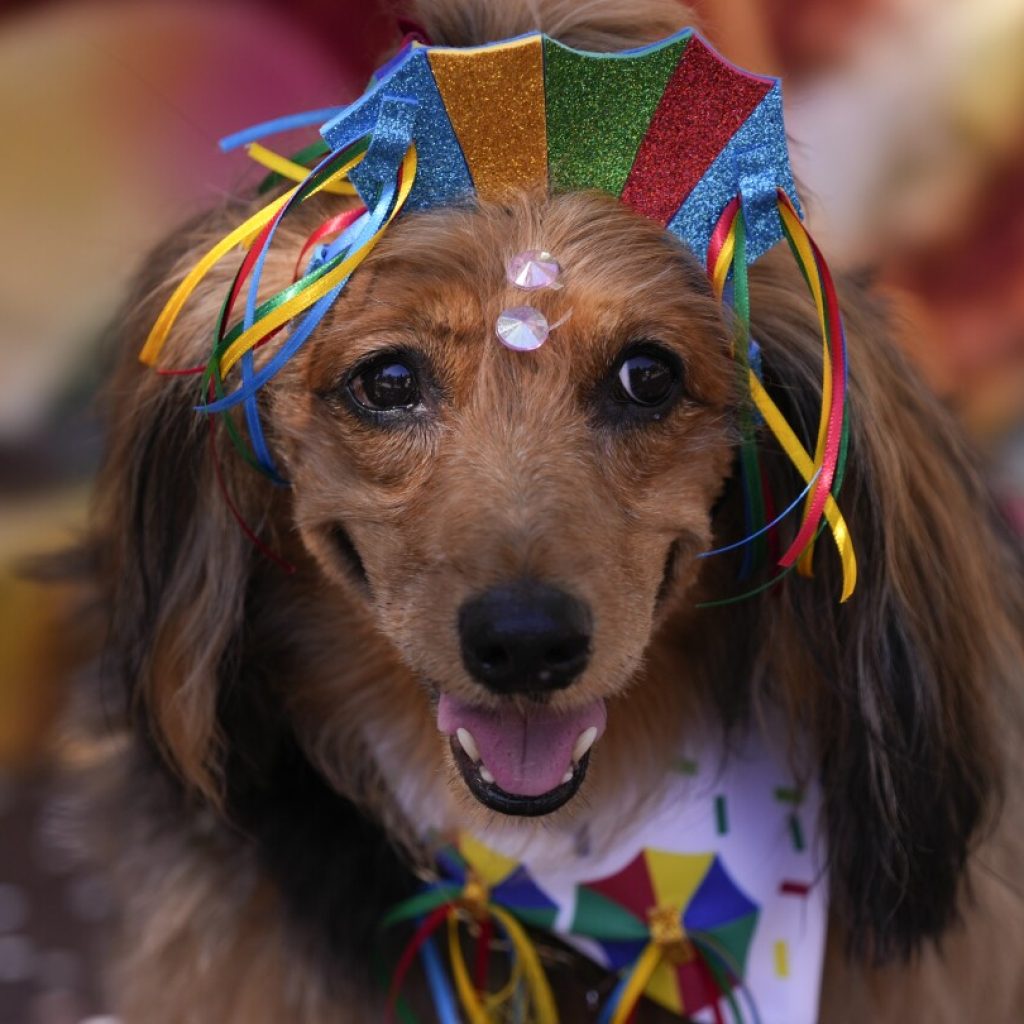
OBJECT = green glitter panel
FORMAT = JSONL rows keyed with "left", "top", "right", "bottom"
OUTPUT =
{"left": 544, "top": 33, "right": 690, "bottom": 198}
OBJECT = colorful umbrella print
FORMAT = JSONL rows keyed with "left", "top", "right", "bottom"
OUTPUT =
{"left": 435, "top": 833, "right": 559, "bottom": 931}
{"left": 570, "top": 849, "right": 760, "bottom": 1022}
{"left": 381, "top": 834, "right": 562, "bottom": 1024}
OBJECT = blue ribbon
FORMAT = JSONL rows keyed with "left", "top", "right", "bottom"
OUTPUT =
{"left": 419, "top": 935, "right": 463, "bottom": 1024}
{"left": 699, "top": 469, "right": 821, "bottom": 559}
{"left": 199, "top": 174, "right": 399, "bottom": 416}
{"left": 219, "top": 106, "right": 347, "bottom": 153}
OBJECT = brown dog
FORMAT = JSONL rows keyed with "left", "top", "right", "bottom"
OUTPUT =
{"left": 61, "top": 0, "right": 1024, "bottom": 1020}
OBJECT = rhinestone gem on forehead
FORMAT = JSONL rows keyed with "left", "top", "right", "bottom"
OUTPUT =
{"left": 506, "top": 250, "right": 562, "bottom": 290}
{"left": 496, "top": 306, "right": 550, "bottom": 351}
{"left": 496, "top": 249, "right": 565, "bottom": 351}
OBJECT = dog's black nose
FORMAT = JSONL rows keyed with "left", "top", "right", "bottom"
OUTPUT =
{"left": 458, "top": 582, "right": 592, "bottom": 695}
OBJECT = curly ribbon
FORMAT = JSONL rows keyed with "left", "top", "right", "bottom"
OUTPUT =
{"left": 139, "top": 141, "right": 369, "bottom": 367}
{"left": 698, "top": 469, "right": 820, "bottom": 559}
{"left": 207, "top": 141, "right": 378, "bottom": 477}
{"left": 192, "top": 95, "right": 423, "bottom": 452}
{"left": 382, "top": 869, "right": 767, "bottom": 1024}
{"left": 197, "top": 208, "right": 309, "bottom": 480}
{"left": 198, "top": 147, "right": 416, "bottom": 412}
{"left": 382, "top": 875, "right": 556, "bottom": 1024}
{"left": 215, "top": 143, "right": 416, "bottom": 381}
{"left": 385, "top": 902, "right": 454, "bottom": 1022}
{"left": 775, "top": 195, "right": 849, "bottom": 578}
{"left": 446, "top": 909, "right": 556, "bottom": 1024}
{"left": 706, "top": 193, "right": 856, "bottom": 603}
{"left": 491, "top": 907, "right": 556, "bottom": 1022}
{"left": 227, "top": 111, "right": 409, "bottom": 476}
{"left": 138, "top": 91, "right": 419, "bottom": 483}
{"left": 447, "top": 914, "right": 493, "bottom": 1024}
{"left": 691, "top": 934, "right": 762, "bottom": 1024}
{"left": 139, "top": 191, "right": 291, "bottom": 366}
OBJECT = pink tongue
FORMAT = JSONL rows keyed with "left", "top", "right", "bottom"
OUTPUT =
{"left": 438, "top": 694, "right": 607, "bottom": 797}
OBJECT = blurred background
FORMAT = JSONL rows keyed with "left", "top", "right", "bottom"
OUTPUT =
{"left": 0, "top": 0, "right": 1021, "bottom": 1020}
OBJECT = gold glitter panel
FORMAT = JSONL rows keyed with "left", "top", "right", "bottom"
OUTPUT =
{"left": 429, "top": 37, "right": 548, "bottom": 202}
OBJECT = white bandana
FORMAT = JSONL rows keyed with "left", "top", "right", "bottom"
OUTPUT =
{"left": 426, "top": 716, "right": 828, "bottom": 1023}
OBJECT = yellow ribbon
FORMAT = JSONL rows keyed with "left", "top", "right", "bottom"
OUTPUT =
{"left": 484, "top": 949, "right": 524, "bottom": 1013}
{"left": 749, "top": 372, "right": 856, "bottom": 599}
{"left": 777, "top": 200, "right": 833, "bottom": 575}
{"left": 139, "top": 191, "right": 293, "bottom": 366}
{"left": 245, "top": 142, "right": 358, "bottom": 195}
{"left": 446, "top": 905, "right": 557, "bottom": 1024}
{"left": 711, "top": 228, "right": 736, "bottom": 299}
{"left": 610, "top": 941, "right": 667, "bottom": 1024}
{"left": 138, "top": 146, "right": 368, "bottom": 367}
{"left": 490, "top": 907, "right": 557, "bottom": 1024}
{"left": 448, "top": 914, "right": 491, "bottom": 1024}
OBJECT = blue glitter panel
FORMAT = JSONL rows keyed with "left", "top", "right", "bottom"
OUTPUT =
{"left": 665, "top": 83, "right": 801, "bottom": 268}
{"left": 321, "top": 47, "right": 473, "bottom": 212}
{"left": 347, "top": 95, "right": 419, "bottom": 209}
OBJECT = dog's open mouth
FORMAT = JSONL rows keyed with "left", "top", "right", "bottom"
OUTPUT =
{"left": 437, "top": 694, "right": 607, "bottom": 816}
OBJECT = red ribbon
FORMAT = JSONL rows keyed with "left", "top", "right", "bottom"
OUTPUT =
{"left": 474, "top": 915, "right": 493, "bottom": 994}
{"left": 206, "top": 385, "right": 296, "bottom": 574}
{"left": 293, "top": 206, "right": 367, "bottom": 280}
{"left": 706, "top": 196, "right": 740, "bottom": 277}
{"left": 386, "top": 903, "right": 453, "bottom": 1022}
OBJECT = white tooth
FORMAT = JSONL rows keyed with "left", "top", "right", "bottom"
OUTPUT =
{"left": 561, "top": 769, "right": 574, "bottom": 785}
{"left": 572, "top": 726, "right": 598, "bottom": 763}
{"left": 479, "top": 766, "right": 495, "bottom": 784}
{"left": 456, "top": 728, "right": 480, "bottom": 763}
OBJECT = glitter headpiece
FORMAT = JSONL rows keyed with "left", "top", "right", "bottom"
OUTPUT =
{"left": 139, "top": 29, "right": 856, "bottom": 601}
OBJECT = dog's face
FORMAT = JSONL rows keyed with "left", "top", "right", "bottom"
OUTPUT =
{"left": 96, "top": 149, "right": 1016, "bottom": 960}
{"left": 271, "top": 192, "right": 737, "bottom": 816}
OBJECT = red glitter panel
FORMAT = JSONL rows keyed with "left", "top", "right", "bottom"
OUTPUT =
{"left": 621, "top": 37, "right": 772, "bottom": 226}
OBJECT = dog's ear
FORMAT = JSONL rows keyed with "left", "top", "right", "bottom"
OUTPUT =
{"left": 743, "top": 252, "right": 1023, "bottom": 960}
{"left": 92, "top": 209, "right": 288, "bottom": 803}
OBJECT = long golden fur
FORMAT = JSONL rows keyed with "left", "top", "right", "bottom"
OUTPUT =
{"left": 59, "top": 0, "right": 1024, "bottom": 1019}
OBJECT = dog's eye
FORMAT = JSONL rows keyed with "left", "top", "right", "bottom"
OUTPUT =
{"left": 603, "top": 344, "right": 684, "bottom": 421}
{"left": 615, "top": 353, "right": 676, "bottom": 406}
{"left": 592, "top": 343, "right": 685, "bottom": 426}
{"left": 348, "top": 357, "right": 421, "bottom": 412}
